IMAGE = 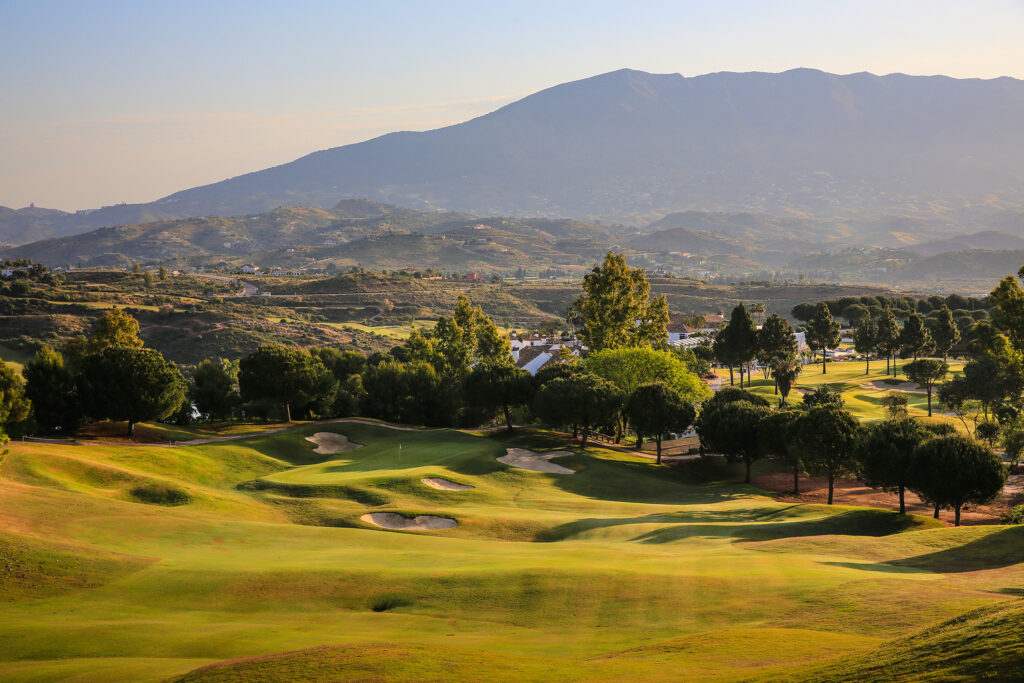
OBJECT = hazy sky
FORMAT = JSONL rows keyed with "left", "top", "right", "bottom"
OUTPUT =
{"left": 3, "top": 0, "right": 1024, "bottom": 211}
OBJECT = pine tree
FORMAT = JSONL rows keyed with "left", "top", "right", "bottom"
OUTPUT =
{"left": 805, "top": 303, "right": 841, "bottom": 375}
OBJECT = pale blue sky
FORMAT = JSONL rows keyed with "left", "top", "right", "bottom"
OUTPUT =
{"left": 2, "top": 0, "right": 1023, "bottom": 210}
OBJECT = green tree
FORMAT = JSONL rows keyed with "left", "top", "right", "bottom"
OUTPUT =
{"left": 843, "top": 303, "right": 871, "bottom": 328}
{"left": 899, "top": 313, "right": 932, "bottom": 368}
{"left": 757, "top": 314, "right": 798, "bottom": 389}
{"left": 805, "top": 302, "right": 841, "bottom": 374}
{"left": 881, "top": 392, "right": 909, "bottom": 420}
{"left": 78, "top": 347, "right": 185, "bottom": 437}
{"left": 132, "top": 262, "right": 141, "bottom": 274}
{"left": 0, "top": 359, "right": 31, "bottom": 430}
{"left": 158, "top": 266, "right": 168, "bottom": 281}
{"left": 853, "top": 316, "right": 877, "bottom": 375}
{"left": 770, "top": 353, "right": 802, "bottom": 406}
{"left": 791, "top": 406, "right": 861, "bottom": 504}
{"left": 533, "top": 373, "right": 622, "bottom": 446}
{"left": 143, "top": 271, "right": 154, "bottom": 288}
{"left": 311, "top": 347, "right": 367, "bottom": 381}
{"left": 715, "top": 304, "right": 757, "bottom": 386}
{"left": 190, "top": 358, "right": 239, "bottom": 421}
{"left": 801, "top": 386, "right": 844, "bottom": 409}
{"left": 22, "top": 346, "right": 79, "bottom": 433}
{"left": 238, "top": 345, "right": 337, "bottom": 422}
{"left": 875, "top": 309, "right": 901, "bottom": 376}
{"left": 568, "top": 252, "right": 668, "bottom": 351}
{"left": 930, "top": 306, "right": 960, "bottom": 361}
{"left": 1001, "top": 418, "right": 1024, "bottom": 469}
{"left": 464, "top": 364, "right": 534, "bottom": 432}
{"left": 89, "top": 309, "right": 144, "bottom": 352}
{"left": 856, "top": 418, "right": 930, "bottom": 513}
{"left": 757, "top": 409, "right": 803, "bottom": 493}
{"left": 791, "top": 302, "right": 817, "bottom": 322}
{"left": 909, "top": 435, "right": 1007, "bottom": 526}
{"left": 586, "top": 347, "right": 711, "bottom": 404}
{"left": 903, "top": 359, "right": 949, "bottom": 417}
{"left": 624, "top": 383, "right": 696, "bottom": 464}
{"left": 697, "top": 399, "right": 770, "bottom": 483}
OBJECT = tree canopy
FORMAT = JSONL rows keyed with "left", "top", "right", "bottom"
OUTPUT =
{"left": 624, "top": 382, "right": 695, "bottom": 464}
{"left": 909, "top": 435, "right": 1006, "bottom": 526}
{"left": 569, "top": 252, "right": 668, "bottom": 351}
{"left": 238, "top": 345, "right": 337, "bottom": 422}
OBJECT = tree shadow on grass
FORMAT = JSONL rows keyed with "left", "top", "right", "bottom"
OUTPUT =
{"left": 537, "top": 507, "right": 920, "bottom": 544}
{"left": 887, "top": 525, "right": 1024, "bottom": 573}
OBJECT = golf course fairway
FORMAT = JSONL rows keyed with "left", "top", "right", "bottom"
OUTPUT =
{"left": 0, "top": 420, "right": 1021, "bottom": 681}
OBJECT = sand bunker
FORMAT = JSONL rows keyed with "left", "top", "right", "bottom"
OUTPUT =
{"left": 861, "top": 380, "right": 922, "bottom": 392}
{"left": 305, "top": 432, "right": 361, "bottom": 454}
{"left": 498, "top": 448, "right": 575, "bottom": 474}
{"left": 360, "top": 512, "right": 457, "bottom": 530}
{"left": 422, "top": 477, "right": 475, "bottom": 491}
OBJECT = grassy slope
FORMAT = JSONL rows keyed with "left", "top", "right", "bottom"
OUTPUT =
{"left": 0, "top": 422, "right": 1018, "bottom": 681}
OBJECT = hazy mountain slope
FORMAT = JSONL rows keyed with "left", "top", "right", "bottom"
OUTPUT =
{"left": 143, "top": 68, "right": 1024, "bottom": 221}
{"left": 912, "top": 231, "right": 1024, "bottom": 256}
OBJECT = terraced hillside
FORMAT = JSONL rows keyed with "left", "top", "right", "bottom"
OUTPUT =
{"left": 0, "top": 422, "right": 1021, "bottom": 681}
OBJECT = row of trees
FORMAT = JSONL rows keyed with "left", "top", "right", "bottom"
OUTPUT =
{"left": 697, "top": 388, "right": 1006, "bottom": 524}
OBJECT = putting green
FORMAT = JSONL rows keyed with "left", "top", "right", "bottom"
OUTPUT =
{"left": 0, "top": 421, "right": 1020, "bottom": 681}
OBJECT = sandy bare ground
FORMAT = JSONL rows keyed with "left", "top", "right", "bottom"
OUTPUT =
{"left": 498, "top": 448, "right": 575, "bottom": 474}
{"left": 421, "top": 477, "right": 475, "bottom": 491}
{"left": 861, "top": 380, "right": 922, "bottom": 392}
{"left": 360, "top": 512, "right": 457, "bottom": 530}
{"left": 753, "top": 471, "right": 1024, "bottom": 525}
{"left": 305, "top": 432, "right": 361, "bottom": 455}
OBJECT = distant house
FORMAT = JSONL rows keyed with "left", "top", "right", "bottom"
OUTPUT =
{"left": 667, "top": 315, "right": 701, "bottom": 342}
{"left": 239, "top": 264, "right": 260, "bottom": 275}
{"left": 0, "top": 269, "right": 13, "bottom": 279}
{"left": 460, "top": 272, "right": 483, "bottom": 282}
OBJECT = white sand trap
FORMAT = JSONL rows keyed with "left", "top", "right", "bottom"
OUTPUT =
{"left": 422, "top": 477, "right": 475, "bottom": 491}
{"left": 861, "top": 380, "right": 922, "bottom": 392}
{"left": 498, "top": 448, "right": 575, "bottom": 474}
{"left": 305, "top": 432, "right": 361, "bottom": 454}
{"left": 360, "top": 512, "right": 457, "bottom": 530}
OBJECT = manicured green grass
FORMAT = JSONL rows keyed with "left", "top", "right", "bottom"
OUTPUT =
{"left": 738, "top": 358, "right": 965, "bottom": 425}
{"left": 0, "top": 421, "right": 1018, "bottom": 681}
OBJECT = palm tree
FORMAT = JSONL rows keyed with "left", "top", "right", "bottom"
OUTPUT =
{"left": 771, "top": 354, "right": 803, "bottom": 406}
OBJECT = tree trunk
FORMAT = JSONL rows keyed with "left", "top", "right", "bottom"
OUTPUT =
{"left": 793, "top": 462, "right": 800, "bottom": 494}
{"left": 572, "top": 424, "right": 578, "bottom": 438}
{"left": 656, "top": 437, "right": 662, "bottom": 465}
{"left": 822, "top": 351, "right": 827, "bottom": 375}
{"left": 933, "top": 504, "right": 940, "bottom": 519}
{"left": 886, "top": 355, "right": 890, "bottom": 374}
{"left": 827, "top": 475, "right": 835, "bottom": 504}
{"left": 926, "top": 388, "right": 932, "bottom": 417}
{"left": 128, "top": 420, "right": 135, "bottom": 437}
{"left": 898, "top": 485, "right": 906, "bottom": 514}
{"left": 954, "top": 505, "right": 961, "bottom": 527}
{"left": 636, "top": 435, "right": 643, "bottom": 449}
{"left": 774, "top": 377, "right": 778, "bottom": 395}
{"left": 284, "top": 402, "right": 292, "bottom": 423}
{"left": 739, "top": 365, "right": 744, "bottom": 387}
{"left": 745, "top": 459, "right": 752, "bottom": 484}
{"left": 729, "top": 366, "right": 734, "bottom": 385}
{"left": 503, "top": 403, "right": 513, "bottom": 432}
{"left": 865, "top": 356, "right": 869, "bottom": 375}
{"left": 581, "top": 425, "right": 589, "bottom": 447}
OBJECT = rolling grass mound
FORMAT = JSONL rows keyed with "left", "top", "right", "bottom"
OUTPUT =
{"left": 0, "top": 531, "right": 153, "bottom": 602}
{"left": 784, "top": 599, "right": 1024, "bottom": 682}
{"left": 0, "top": 419, "right": 1020, "bottom": 681}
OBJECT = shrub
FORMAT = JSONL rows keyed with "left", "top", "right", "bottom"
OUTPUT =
{"left": 1000, "top": 505, "right": 1024, "bottom": 525}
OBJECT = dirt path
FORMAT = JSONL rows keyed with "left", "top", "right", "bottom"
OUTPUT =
{"left": 753, "top": 471, "right": 1024, "bottom": 525}
{"left": 190, "top": 273, "right": 258, "bottom": 297}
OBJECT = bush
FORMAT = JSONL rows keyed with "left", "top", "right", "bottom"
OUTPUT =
{"left": 1000, "top": 505, "right": 1024, "bottom": 525}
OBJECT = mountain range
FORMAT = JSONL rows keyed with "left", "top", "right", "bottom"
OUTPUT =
{"left": 4, "top": 67, "right": 1024, "bottom": 246}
